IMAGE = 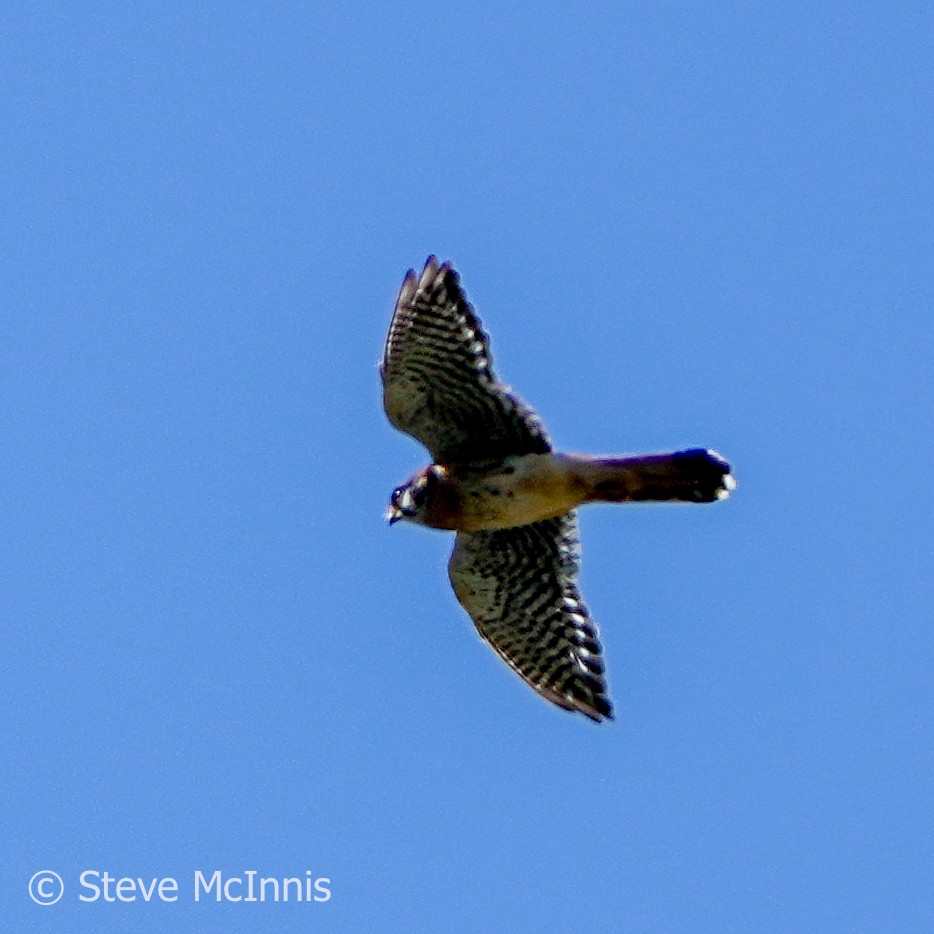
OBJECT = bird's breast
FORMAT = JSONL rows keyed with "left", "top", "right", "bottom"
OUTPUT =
{"left": 424, "top": 454, "right": 587, "bottom": 532}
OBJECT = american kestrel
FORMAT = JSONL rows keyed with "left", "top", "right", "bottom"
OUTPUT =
{"left": 381, "top": 256, "right": 734, "bottom": 722}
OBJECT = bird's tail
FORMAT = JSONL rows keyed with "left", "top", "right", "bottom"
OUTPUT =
{"left": 572, "top": 448, "right": 735, "bottom": 504}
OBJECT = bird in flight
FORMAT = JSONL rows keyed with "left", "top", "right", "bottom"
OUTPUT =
{"left": 381, "top": 256, "right": 734, "bottom": 722}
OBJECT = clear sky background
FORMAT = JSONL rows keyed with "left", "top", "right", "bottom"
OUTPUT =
{"left": 3, "top": 3, "right": 932, "bottom": 932}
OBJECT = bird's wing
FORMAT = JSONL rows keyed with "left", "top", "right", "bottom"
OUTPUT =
{"left": 448, "top": 513, "right": 613, "bottom": 721}
{"left": 380, "top": 256, "right": 551, "bottom": 464}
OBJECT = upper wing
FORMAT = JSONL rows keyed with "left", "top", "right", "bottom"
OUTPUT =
{"left": 448, "top": 513, "right": 613, "bottom": 722}
{"left": 380, "top": 256, "right": 551, "bottom": 464}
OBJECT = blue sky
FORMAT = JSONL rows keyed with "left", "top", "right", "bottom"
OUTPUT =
{"left": 3, "top": 3, "right": 932, "bottom": 931}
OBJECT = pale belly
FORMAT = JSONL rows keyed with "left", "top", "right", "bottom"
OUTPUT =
{"left": 450, "top": 453, "right": 588, "bottom": 531}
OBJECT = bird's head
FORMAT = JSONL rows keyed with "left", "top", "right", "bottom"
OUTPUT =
{"left": 386, "top": 465, "right": 444, "bottom": 526}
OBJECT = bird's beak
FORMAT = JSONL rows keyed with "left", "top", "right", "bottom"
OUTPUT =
{"left": 386, "top": 505, "right": 403, "bottom": 525}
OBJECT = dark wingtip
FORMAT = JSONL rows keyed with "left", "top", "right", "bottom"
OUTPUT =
{"left": 566, "top": 680, "right": 614, "bottom": 723}
{"left": 589, "top": 696, "right": 614, "bottom": 723}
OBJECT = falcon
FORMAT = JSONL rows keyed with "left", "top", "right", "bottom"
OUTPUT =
{"left": 381, "top": 256, "right": 734, "bottom": 721}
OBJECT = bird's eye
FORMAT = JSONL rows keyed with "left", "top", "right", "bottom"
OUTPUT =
{"left": 391, "top": 483, "right": 420, "bottom": 516}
